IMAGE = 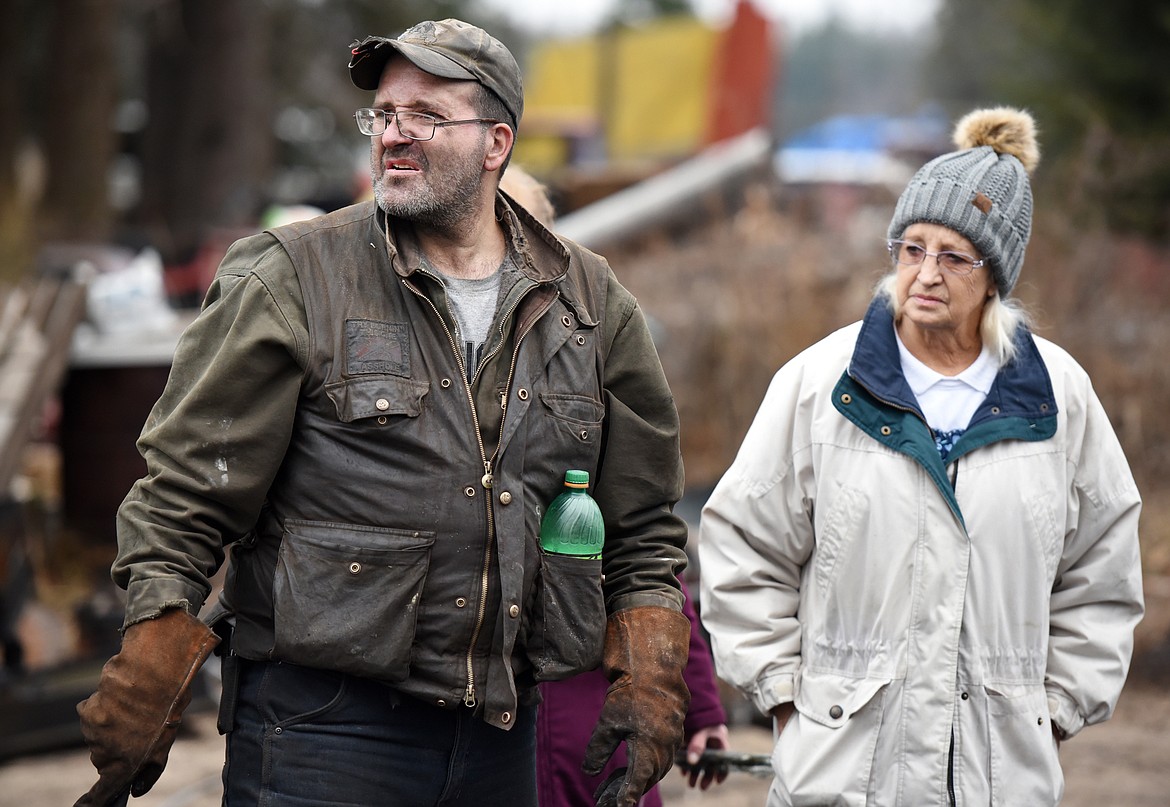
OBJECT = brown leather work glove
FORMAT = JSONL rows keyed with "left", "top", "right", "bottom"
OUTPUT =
{"left": 583, "top": 605, "right": 691, "bottom": 807}
{"left": 75, "top": 608, "right": 219, "bottom": 807}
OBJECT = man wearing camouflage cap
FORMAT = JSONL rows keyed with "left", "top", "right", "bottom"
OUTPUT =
{"left": 75, "top": 18, "right": 691, "bottom": 807}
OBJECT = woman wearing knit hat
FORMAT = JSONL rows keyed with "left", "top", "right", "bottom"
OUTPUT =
{"left": 698, "top": 108, "right": 1144, "bottom": 806}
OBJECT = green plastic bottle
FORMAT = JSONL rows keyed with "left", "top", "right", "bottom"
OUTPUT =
{"left": 539, "top": 470, "right": 604, "bottom": 559}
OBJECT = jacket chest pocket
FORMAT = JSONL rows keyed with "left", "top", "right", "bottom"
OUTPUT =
{"left": 271, "top": 519, "right": 435, "bottom": 683}
{"left": 540, "top": 392, "right": 604, "bottom": 444}
{"left": 325, "top": 375, "right": 430, "bottom": 423}
{"left": 514, "top": 391, "right": 605, "bottom": 492}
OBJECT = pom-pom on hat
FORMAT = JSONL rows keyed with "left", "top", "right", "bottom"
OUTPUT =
{"left": 887, "top": 107, "right": 1040, "bottom": 296}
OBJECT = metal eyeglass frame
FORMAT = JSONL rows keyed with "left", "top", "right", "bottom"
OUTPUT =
{"left": 354, "top": 108, "right": 501, "bottom": 141}
{"left": 887, "top": 239, "right": 986, "bottom": 276}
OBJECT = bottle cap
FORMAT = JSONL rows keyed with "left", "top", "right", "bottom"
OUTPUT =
{"left": 564, "top": 469, "right": 590, "bottom": 487}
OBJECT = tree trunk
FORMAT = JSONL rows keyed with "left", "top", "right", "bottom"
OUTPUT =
{"left": 136, "top": 0, "right": 273, "bottom": 264}
{"left": 0, "top": 0, "right": 30, "bottom": 281}
{"left": 39, "top": 0, "right": 120, "bottom": 244}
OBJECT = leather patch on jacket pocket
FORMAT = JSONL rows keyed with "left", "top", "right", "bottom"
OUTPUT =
{"left": 346, "top": 319, "right": 410, "bottom": 376}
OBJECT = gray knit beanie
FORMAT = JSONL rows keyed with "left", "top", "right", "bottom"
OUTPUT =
{"left": 887, "top": 107, "right": 1040, "bottom": 296}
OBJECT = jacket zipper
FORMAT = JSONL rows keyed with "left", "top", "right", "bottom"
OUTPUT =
{"left": 460, "top": 290, "right": 556, "bottom": 708}
{"left": 403, "top": 275, "right": 555, "bottom": 711}
{"left": 948, "top": 728, "right": 957, "bottom": 806}
{"left": 859, "top": 374, "right": 964, "bottom": 804}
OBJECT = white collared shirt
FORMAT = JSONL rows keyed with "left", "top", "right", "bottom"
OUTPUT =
{"left": 896, "top": 330, "right": 998, "bottom": 433}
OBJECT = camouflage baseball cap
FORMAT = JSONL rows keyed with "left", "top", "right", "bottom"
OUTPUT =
{"left": 349, "top": 18, "right": 523, "bottom": 127}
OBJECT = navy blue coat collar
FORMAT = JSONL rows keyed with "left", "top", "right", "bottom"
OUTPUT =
{"left": 847, "top": 297, "right": 1058, "bottom": 428}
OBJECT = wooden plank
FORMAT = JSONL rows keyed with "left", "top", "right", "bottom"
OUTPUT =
{"left": 0, "top": 285, "right": 29, "bottom": 360}
{"left": 0, "top": 278, "right": 88, "bottom": 496}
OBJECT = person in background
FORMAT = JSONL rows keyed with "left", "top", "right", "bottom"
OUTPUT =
{"left": 498, "top": 163, "right": 557, "bottom": 228}
{"left": 74, "top": 19, "right": 692, "bottom": 807}
{"left": 699, "top": 107, "right": 1143, "bottom": 806}
{"left": 500, "top": 166, "right": 730, "bottom": 806}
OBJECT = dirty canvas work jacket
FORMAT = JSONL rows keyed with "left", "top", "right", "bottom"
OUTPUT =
{"left": 699, "top": 298, "right": 1143, "bottom": 806}
{"left": 113, "top": 197, "right": 688, "bottom": 729}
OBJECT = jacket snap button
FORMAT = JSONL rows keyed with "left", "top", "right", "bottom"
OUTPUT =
{"left": 437, "top": 699, "right": 447, "bottom": 707}
{"left": 377, "top": 416, "right": 387, "bottom": 425}
{"left": 579, "top": 430, "right": 589, "bottom": 441}
{"left": 375, "top": 398, "right": 390, "bottom": 411}
{"left": 509, "top": 604, "right": 520, "bottom": 618}
{"left": 441, "top": 378, "right": 452, "bottom": 388}
{"left": 561, "top": 315, "right": 572, "bottom": 328}
{"left": 501, "top": 711, "right": 512, "bottom": 723}
{"left": 273, "top": 726, "right": 283, "bottom": 735}
{"left": 517, "top": 388, "right": 529, "bottom": 400}
{"left": 1037, "top": 716, "right": 1044, "bottom": 726}
{"left": 880, "top": 426, "right": 892, "bottom": 436}
{"left": 349, "top": 562, "right": 362, "bottom": 574}
{"left": 455, "top": 597, "right": 467, "bottom": 608}
{"left": 576, "top": 335, "right": 586, "bottom": 345}
{"left": 961, "top": 692, "right": 969, "bottom": 700}
{"left": 500, "top": 491, "right": 513, "bottom": 505}
{"left": 829, "top": 705, "right": 843, "bottom": 719}
{"left": 840, "top": 393, "right": 852, "bottom": 404}
{"left": 464, "top": 486, "right": 476, "bottom": 497}
{"left": 991, "top": 406, "right": 1001, "bottom": 415}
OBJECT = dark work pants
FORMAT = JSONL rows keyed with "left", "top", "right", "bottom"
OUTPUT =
{"left": 222, "top": 658, "right": 537, "bottom": 807}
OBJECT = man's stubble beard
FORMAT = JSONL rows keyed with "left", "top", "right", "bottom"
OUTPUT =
{"left": 371, "top": 144, "right": 485, "bottom": 230}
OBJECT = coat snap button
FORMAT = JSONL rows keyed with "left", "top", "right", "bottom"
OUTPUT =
{"left": 464, "top": 486, "right": 476, "bottom": 497}
{"left": 840, "top": 393, "right": 852, "bottom": 404}
{"left": 455, "top": 597, "right": 467, "bottom": 608}
{"left": 509, "top": 604, "right": 520, "bottom": 618}
{"left": 881, "top": 426, "right": 892, "bottom": 436}
{"left": 575, "top": 335, "right": 586, "bottom": 345}
{"left": 561, "top": 315, "right": 572, "bottom": 328}
{"left": 517, "top": 388, "right": 529, "bottom": 400}
{"left": 961, "top": 692, "right": 969, "bottom": 700}
{"left": 441, "top": 378, "right": 452, "bottom": 388}
{"left": 375, "top": 398, "right": 390, "bottom": 411}
{"left": 829, "top": 705, "right": 843, "bottom": 719}
{"left": 500, "top": 491, "right": 513, "bottom": 505}
{"left": 349, "top": 562, "right": 362, "bottom": 574}
{"left": 501, "top": 712, "right": 512, "bottom": 724}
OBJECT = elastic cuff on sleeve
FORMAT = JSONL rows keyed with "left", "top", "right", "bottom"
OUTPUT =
{"left": 1046, "top": 688, "right": 1086, "bottom": 739}
{"left": 753, "top": 671, "right": 795, "bottom": 716}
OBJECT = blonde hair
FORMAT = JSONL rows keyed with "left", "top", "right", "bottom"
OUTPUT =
{"left": 875, "top": 274, "right": 1033, "bottom": 366}
{"left": 500, "top": 166, "right": 556, "bottom": 226}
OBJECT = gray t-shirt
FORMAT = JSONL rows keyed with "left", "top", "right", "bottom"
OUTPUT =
{"left": 433, "top": 256, "right": 517, "bottom": 380}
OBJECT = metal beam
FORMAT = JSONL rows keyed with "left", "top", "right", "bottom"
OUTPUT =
{"left": 556, "top": 128, "right": 774, "bottom": 250}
